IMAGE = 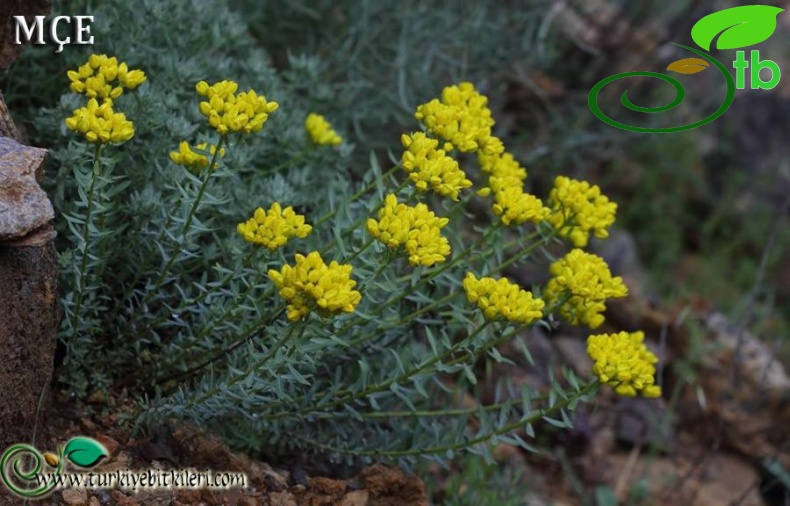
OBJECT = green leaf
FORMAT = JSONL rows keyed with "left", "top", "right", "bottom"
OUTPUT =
{"left": 63, "top": 437, "right": 109, "bottom": 468}
{"left": 691, "top": 5, "right": 784, "bottom": 51}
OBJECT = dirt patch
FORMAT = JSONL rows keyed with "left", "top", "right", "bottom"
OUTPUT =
{"left": 9, "top": 397, "right": 427, "bottom": 506}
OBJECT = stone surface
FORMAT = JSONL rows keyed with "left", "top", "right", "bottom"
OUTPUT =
{"left": 0, "top": 136, "right": 51, "bottom": 240}
{"left": 602, "top": 451, "right": 764, "bottom": 506}
{"left": 358, "top": 464, "right": 428, "bottom": 506}
{"left": 339, "top": 490, "right": 369, "bottom": 506}
{"left": 0, "top": 127, "right": 57, "bottom": 506}
{"left": 61, "top": 488, "right": 88, "bottom": 506}
{"left": 0, "top": 226, "right": 59, "bottom": 505}
{"left": 0, "top": 91, "right": 21, "bottom": 142}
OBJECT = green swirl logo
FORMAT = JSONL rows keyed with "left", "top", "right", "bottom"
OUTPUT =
{"left": 1, "top": 444, "right": 61, "bottom": 499}
{"left": 588, "top": 5, "right": 784, "bottom": 133}
{"left": 1, "top": 437, "right": 108, "bottom": 499}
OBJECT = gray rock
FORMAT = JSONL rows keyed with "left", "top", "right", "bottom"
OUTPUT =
{"left": 0, "top": 133, "right": 58, "bottom": 506}
{"left": 0, "top": 136, "right": 51, "bottom": 240}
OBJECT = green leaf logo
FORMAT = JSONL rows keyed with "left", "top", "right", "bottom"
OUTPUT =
{"left": 63, "top": 437, "right": 109, "bottom": 468}
{"left": 691, "top": 5, "right": 784, "bottom": 51}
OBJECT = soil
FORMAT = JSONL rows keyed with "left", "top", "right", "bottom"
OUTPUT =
{"left": 14, "top": 395, "right": 428, "bottom": 506}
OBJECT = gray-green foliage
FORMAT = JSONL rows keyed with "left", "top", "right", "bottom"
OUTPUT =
{"left": 30, "top": 0, "right": 349, "bottom": 395}
{"left": 13, "top": 0, "right": 599, "bottom": 464}
{"left": 231, "top": 0, "right": 554, "bottom": 156}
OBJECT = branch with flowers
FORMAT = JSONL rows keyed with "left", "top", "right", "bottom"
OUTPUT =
{"left": 58, "top": 54, "right": 661, "bottom": 463}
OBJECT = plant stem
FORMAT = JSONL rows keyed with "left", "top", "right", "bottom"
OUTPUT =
{"left": 67, "top": 143, "right": 103, "bottom": 340}
{"left": 289, "top": 381, "right": 598, "bottom": 458}
{"left": 181, "top": 321, "right": 304, "bottom": 408}
{"left": 135, "top": 134, "right": 227, "bottom": 313}
{"left": 261, "top": 319, "right": 494, "bottom": 420}
{"left": 137, "top": 247, "right": 259, "bottom": 341}
{"left": 311, "top": 391, "right": 553, "bottom": 419}
{"left": 259, "top": 146, "right": 314, "bottom": 178}
{"left": 313, "top": 166, "right": 405, "bottom": 230}
{"left": 153, "top": 305, "right": 286, "bottom": 394}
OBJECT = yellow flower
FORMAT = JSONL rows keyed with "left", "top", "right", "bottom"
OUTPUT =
{"left": 64, "top": 98, "right": 134, "bottom": 144}
{"left": 478, "top": 149, "right": 526, "bottom": 178}
{"left": 478, "top": 135, "right": 505, "bottom": 157}
{"left": 463, "top": 272, "right": 545, "bottom": 325}
{"left": 169, "top": 141, "right": 226, "bottom": 169}
{"left": 415, "top": 82, "right": 497, "bottom": 153}
{"left": 118, "top": 62, "right": 146, "bottom": 90}
{"left": 195, "top": 80, "right": 279, "bottom": 135}
{"left": 544, "top": 249, "right": 627, "bottom": 329}
{"left": 67, "top": 54, "right": 145, "bottom": 100}
{"left": 268, "top": 252, "right": 361, "bottom": 321}
{"left": 491, "top": 187, "right": 550, "bottom": 226}
{"left": 587, "top": 331, "right": 661, "bottom": 398}
{"left": 236, "top": 203, "right": 312, "bottom": 250}
{"left": 305, "top": 113, "right": 342, "bottom": 146}
{"left": 476, "top": 149, "right": 549, "bottom": 226}
{"left": 547, "top": 176, "right": 617, "bottom": 248}
{"left": 400, "top": 132, "right": 472, "bottom": 201}
{"left": 366, "top": 194, "right": 450, "bottom": 267}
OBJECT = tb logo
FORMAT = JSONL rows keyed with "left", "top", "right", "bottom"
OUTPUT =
{"left": 733, "top": 50, "right": 780, "bottom": 90}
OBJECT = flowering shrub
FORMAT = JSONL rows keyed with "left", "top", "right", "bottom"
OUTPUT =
{"left": 587, "top": 331, "right": 661, "bottom": 398}
{"left": 268, "top": 251, "right": 362, "bottom": 321}
{"left": 544, "top": 249, "right": 629, "bottom": 329}
{"left": 305, "top": 113, "right": 342, "bottom": 146}
{"left": 547, "top": 176, "right": 618, "bottom": 248}
{"left": 463, "top": 273, "right": 545, "bottom": 325}
{"left": 195, "top": 79, "right": 279, "bottom": 135}
{"left": 366, "top": 194, "right": 451, "bottom": 267}
{"left": 400, "top": 132, "right": 472, "bottom": 200}
{"left": 64, "top": 98, "right": 135, "bottom": 144}
{"left": 169, "top": 141, "right": 226, "bottom": 169}
{"left": 236, "top": 203, "right": 312, "bottom": 250}
{"left": 32, "top": 0, "right": 663, "bottom": 466}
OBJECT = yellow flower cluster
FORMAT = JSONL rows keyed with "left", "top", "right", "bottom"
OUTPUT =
{"left": 463, "top": 273, "right": 545, "bottom": 325}
{"left": 67, "top": 54, "right": 146, "bottom": 100}
{"left": 64, "top": 98, "right": 135, "bottom": 144}
{"left": 414, "top": 82, "right": 498, "bottom": 153}
{"left": 305, "top": 113, "right": 342, "bottom": 146}
{"left": 268, "top": 252, "right": 361, "bottom": 321}
{"left": 237, "top": 203, "right": 312, "bottom": 250}
{"left": 65, "top": 54, "right": 143, "bottom": 144}
{"left": 196, "top": 80, "right": 279, "bottom": 135}
{"left": 478, "top": 150, "right": 525, "bottom": 179}
{"left": 169, "top": 141, "right": 226, "bottom": 169}
{"left": 491, "top": 188, "right": 549, "bottom": 226}
{"left": 366, "top": 194, "right": 450, "bottom": 267}
{"left": 544, "top": 249, "right": 627, "bottom": 329}
{"left": 401, "top": 132, "right": 472, "bottom": 201}
{"left": 547, "top": 176, "right": 617, "bottom": 247}
{"left": 587, "top": 331, "right": 661, "bottom": 398}
{"left": 478, "top": 150, "right": 549, "bottom": 226}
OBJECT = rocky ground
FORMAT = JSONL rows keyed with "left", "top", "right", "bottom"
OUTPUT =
{"left": 34, "top": 403, "right": 427, "bottom": 506}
